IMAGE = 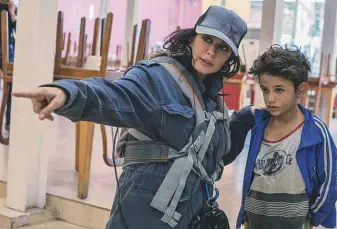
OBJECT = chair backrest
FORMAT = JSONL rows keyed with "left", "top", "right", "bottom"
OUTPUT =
{"left": 62, "top": 32, "right": 66, "bottom": 50}
{"left": 62, "top": 32, "right": 72, "bottom": 65}
{"left": 91, "top": 18, "right": 100, "bottom": 56}
{"left": 99, "top": 13, "right": 113, "bottom": 75}
{"left": 128, "top": 24, "right": 138, "bottom": 67}
{"left": 313, "top": 53, "right": 331, "bottom": 114}
{"left": 77, "top": 17, "right": 86, "bottom": 68}
{"left": 54, "top": 12, "right": 113, "bottom": 78}
{"left": 100, "top": 18, "right": 106, "bottom": 56}
{"left": 54, "top": 11, "right": 64, "bottom": 74}
{"left": 135, "top": 19, "right": 151, "bottom": 64}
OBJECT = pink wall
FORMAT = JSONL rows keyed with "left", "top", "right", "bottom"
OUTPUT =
{"left": 58, "top": 0, "right": 202, "bottom": 57}
{"left": 58, "top": 0, "right": 100, "bottom": 55}
{"left": 136, "top": 0, "right": 176, "bottom": 51}
{"left": 108, "top": 1, "right": 127, "bottom": 56}
{"left": 58, "top": 0, "right": 126, "bottom": 56}
{"left": 136, "top": 0, "right": 202, "bottom": 51}
{"left": 181, "top": 0, "right": 203, "bottom": 28}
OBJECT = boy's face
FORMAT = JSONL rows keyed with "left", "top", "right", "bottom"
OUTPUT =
{"left": 259, "top": 74, "right": 305, "bottom": 117}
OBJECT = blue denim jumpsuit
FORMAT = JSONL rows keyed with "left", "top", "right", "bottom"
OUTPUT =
{"left": 47, "top": 56, "right": 255, "bottom": 229}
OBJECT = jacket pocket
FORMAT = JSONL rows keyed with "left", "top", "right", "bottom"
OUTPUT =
{"left": 161, "top": 104, "right": 194, "bottom": 118}
{"left": 158, "top": 104, "right": 195, "bottom": 150}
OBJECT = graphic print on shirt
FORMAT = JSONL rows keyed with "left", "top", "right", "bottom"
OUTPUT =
{"left": 255, "top": 150, "right": 294, "bottom": 176}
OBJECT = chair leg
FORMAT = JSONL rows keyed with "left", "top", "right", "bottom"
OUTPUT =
{"left": 77, "top": 121, "right": 95, "bottom": 199}
{"left": 0, "top": 72, "right": 3, "bottom": 89}
{"left": 75, "top": 122, "right": 80, "bottom": 171}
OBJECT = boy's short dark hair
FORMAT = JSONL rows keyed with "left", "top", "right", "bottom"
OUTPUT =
{"left": 249, "top": 44, "right": 311, "bottom": 91}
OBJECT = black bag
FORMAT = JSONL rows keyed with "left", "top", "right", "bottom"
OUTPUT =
{"left": 192, "top": 182, "right": 230, "bottom": 229}
{"left": 191, "top": 206, "right": 230, "bottom": 229}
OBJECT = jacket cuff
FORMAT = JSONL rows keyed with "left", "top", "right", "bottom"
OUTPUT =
{"left": 311, "top": 214, "right": 321, "bottom": 227}
{"left": 234, "top": 105, "right": 255, "bottom": 127}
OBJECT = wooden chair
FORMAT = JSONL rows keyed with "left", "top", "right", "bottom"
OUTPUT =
{"left": 101, "top": 19, "right": 151, "bottom": 167}
{"left": 128, "top": 24, "right": 138, "bottom": 67}
{"left": 135, "top": 19, "right": 151, "bottom": 64}
{"left": 54, "top": 11, "right": 113, "bottom": 199}
{"left": 0, "top": 10, "right": 113, "bottom": 199}
{"left": 91, "top": 18, "right": 100, "bottom": 56}
{"left": 300, "top": 53, "right": 337, "bottom": 127}
{"left": 62, "top": 32, "right": 72, "bottom": 65}
{"left": 54, "top": 12, "right": 112, "bottom": 79}
{"left": 76, "top": 17, "right": 86, "bottom": 68}
{"left": 300, "top": 53, "right": 331, "bottom": 114}
{"left": 314, "top": 53, "right": 331, "bottom": 114}
{"left": 125, "top": 19, "right": 150, "bottom": 68}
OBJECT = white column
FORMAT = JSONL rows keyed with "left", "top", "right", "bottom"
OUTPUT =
{"left": 100, "top": 0, "right": 109, "bottom": 18}
{"left": 6, "top": 0, "right": 58, "bottom": 211}
{"left": 225, "top": 0, "right": 251, "bottom": 23}
{"left": 121, "top": 0, "right": 139, "bottom": 67}
{"left": 321, "top": 0, "right": 337, "bottom": 76}
{"left": 259, "top": 0, "right": 284, "bottom": 54}
{"left": 254, "top": 0, "right": 284, "bottom": 107}
{"left": 178, "top": 0, "right": 184, "bottom": 27}
{"left": 94, "top": 0, "right": 109, "bottom": 56}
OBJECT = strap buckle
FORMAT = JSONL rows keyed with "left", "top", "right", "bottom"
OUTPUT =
{"left": 212, "top": 111, "right": 224, "bottom": 120}
{"left": 205, "top": 180, "right": 220, "bottom": 208}
{"left": 204, "top": 111, "right": 212, "bottom": 121}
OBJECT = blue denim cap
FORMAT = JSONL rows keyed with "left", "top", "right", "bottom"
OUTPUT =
{"left": 195, "top": 6, "right": 247, "bottom": 56}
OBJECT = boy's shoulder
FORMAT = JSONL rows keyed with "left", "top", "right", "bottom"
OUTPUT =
{"left": 308, "top": 109, "right": 329, "bottom": 130}
{"left": 253, "top": 106, "right": 328, "bottom": 139}
{"left": 302, "top": 109, "right": 333, "bottom": 147}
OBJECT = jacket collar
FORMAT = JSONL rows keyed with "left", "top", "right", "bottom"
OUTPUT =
{"left": 254, "top": 104, "right": 322, "bottom": 148}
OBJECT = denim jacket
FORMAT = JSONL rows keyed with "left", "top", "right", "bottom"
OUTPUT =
{"left": 45, "top": 56, "right": 255, "bottom": 228}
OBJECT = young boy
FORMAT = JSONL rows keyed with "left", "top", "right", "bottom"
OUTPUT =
{"left": 236, "top": 45, "right": 337, "bottom": 229}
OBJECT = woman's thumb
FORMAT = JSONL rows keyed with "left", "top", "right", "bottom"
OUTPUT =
{"left": 38, "top": 99, "right": 61, "bottom": 120}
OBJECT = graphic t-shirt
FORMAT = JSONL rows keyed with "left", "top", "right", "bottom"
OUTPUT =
{"left": 244, "top": 122, "right": 309, "bottom": 229}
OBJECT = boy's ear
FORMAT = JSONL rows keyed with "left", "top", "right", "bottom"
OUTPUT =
{"left": 297, "top": 82, "right": 308, "bottom": 96}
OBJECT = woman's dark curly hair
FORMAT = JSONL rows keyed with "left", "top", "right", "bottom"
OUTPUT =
{"left": 150, "top": 28, "right": 241, "bottom": 79}
{"left": 249, "top": 44, "right": 311, "bottom": 91}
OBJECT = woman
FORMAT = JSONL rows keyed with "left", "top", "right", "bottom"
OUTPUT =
{"left": 13, "top": 6, "right": 256, "bottom": 229}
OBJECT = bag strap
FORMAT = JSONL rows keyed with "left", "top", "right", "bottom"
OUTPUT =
{"left": 150, "top": 111, "right": 223, "bottom": 227}
{"left": 123, "top": 56, "right": 226, "bottom": 228}
{"left": 154, "top": 56, "right": 206, "bottom": 125}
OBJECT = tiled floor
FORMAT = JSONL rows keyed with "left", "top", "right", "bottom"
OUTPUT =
{"left": 22, "top": 220, "right": 87, "bottom": 229}
{"left": 47, "top": 116, "right": 119, "bottom": 210}
{"left": 44, "top": 115, "right": 337, "bottom": 229}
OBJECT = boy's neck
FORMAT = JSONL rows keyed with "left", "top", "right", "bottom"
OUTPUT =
{"left": 269, "top": 104, "right": 304, "bottom": 126}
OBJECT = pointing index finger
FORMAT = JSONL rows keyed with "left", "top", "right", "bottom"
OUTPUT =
{"left": 12, "top": 91, "right": 43, "bottom": 99}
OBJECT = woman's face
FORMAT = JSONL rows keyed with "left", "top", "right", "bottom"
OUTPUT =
{"left": 190, "top": 34, "right": 233, "bottom": 80}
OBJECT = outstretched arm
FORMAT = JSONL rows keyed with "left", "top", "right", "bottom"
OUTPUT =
{"left": 222, "top": 105, "right": 256, "bottom": 165}
{"left": 13, "top": 66, "right": 161, "bottom": 131}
